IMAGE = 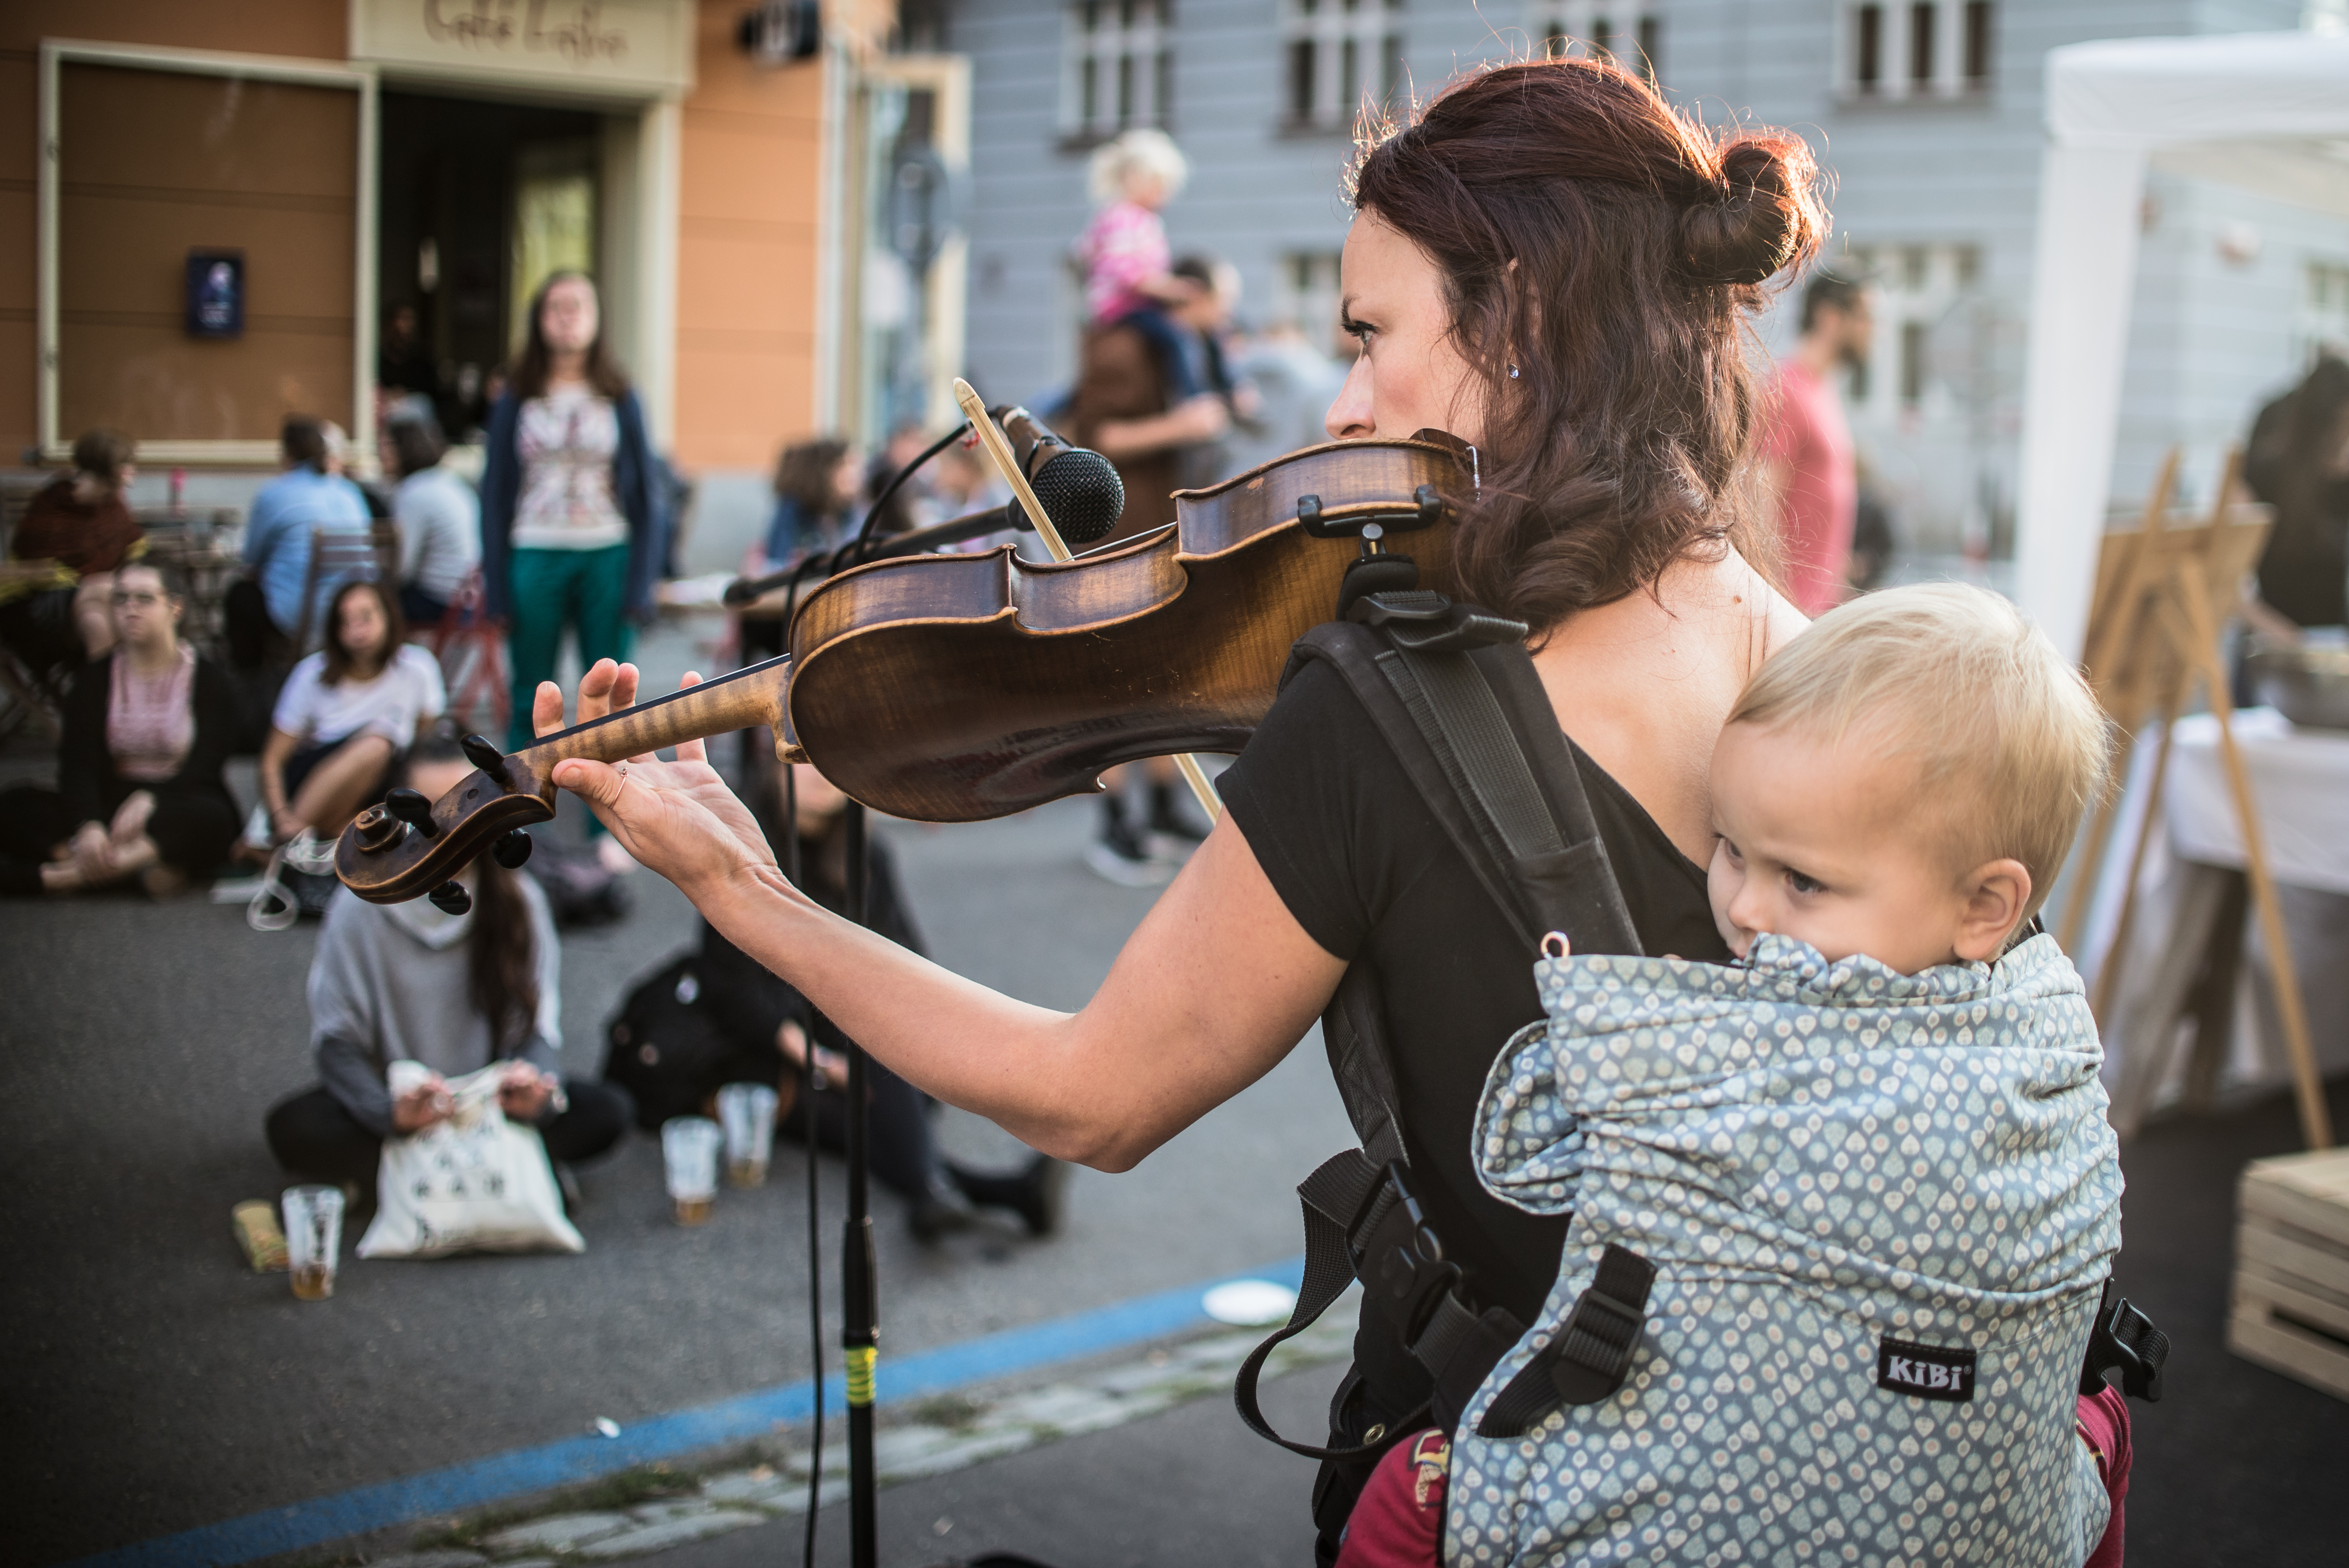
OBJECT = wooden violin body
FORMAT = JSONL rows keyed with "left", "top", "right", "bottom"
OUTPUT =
{"left": 784, "top": 433, "right": 1468, "bottom": 820}
{"left": 336, "top": 433, "right": 1469, "bottom": 900}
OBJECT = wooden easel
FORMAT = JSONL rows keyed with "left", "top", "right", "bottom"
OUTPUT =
{"left": 2057, "top": 449, "right": 2332, "bottom": 1150}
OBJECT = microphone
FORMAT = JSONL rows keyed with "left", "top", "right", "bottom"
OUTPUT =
{"left": 995, "top": 407, "right": 1125, "bottom": 548}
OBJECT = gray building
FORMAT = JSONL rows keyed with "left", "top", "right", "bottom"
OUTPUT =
{"left": 942, "top": 0, "right": 2349, "bottom": 555}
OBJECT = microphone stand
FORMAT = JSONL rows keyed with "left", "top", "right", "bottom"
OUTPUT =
{"left": 840, "top": 798, "right": 879, "bottom": 1568}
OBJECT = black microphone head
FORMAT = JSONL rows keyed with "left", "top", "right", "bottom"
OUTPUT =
{"left": 1027, "top": 448, "right": 1126, "bottom": 546}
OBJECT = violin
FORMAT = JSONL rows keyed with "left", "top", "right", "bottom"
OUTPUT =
{"left": 335, "top": 431, "right": 1475, "bottom": 905}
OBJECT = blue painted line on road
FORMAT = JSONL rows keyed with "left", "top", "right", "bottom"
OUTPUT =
{"left": 65, "top": 1255, "right": 1308, "bottom": 1568}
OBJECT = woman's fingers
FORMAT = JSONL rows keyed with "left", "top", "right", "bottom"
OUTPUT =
{"left": 673, "top": 672, "right": 707, "bottom": 763}
{"left": 532, "top": 680, "right": 567, "bottom": 739}
{"left": 575, "top": 659, "right": 622, "bottom": 723}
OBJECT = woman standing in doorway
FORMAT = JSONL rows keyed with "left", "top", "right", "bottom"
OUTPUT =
{"left": 480, "top": 271, "right": 664, "bottom": 867}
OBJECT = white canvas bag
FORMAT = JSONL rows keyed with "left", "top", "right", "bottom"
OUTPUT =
{"left": 356, "top": 1060, "right": 585, "bottom": 1259}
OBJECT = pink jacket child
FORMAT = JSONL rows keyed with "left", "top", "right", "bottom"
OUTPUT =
{"left": 1073, "top": 128, "right": 1203, "bottom": 399}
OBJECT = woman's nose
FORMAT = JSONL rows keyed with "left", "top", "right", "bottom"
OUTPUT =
{"left": 1324, "top": 355, "right": 1374, "bottom": 440}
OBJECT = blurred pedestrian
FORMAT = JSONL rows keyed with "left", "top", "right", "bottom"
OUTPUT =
{"left": 1754, "top": 271, "right": 1872, "bottom": 615}
{"left": 1168, "top": 254, "right": 1261, "bottom": 489}
{"left": 1226, "top": 320, "right": 1347, "bottom": 476}
{"left": 256, "top": 579, "right": 444, "bottom": 850}
{"left": 264, "top": 730, "right": 630, "bottom": 1193}
{"left": 1074, "top": 129, "right": 1206, "bottom": 404}
{"left": 0, "top": 560, "right": 239, "bottom": 897}
{"left": 237, "top": 416, "right": 372, "bottom": 653}
{"left": 385, "top": 418, "right": 480, "bottom": 630}
{"left": 0, "top": 427, "right": 145, "bottom": 671}
{"left": 480, "top": 271, "right": 666, "bottom": 804}
{"left": 2242, "top": 353, "right": 2349, "bottom": 630}
{"left": 864, "top": 422, "right": 934, "bottom": 535}
{"left": 742, "top": 437, "right": 861, "bottom": 666}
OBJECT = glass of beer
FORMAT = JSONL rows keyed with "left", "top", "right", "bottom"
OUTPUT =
{"left": 718, "top": 1083, "right": 779, "bottom": 1187}
{"left": 662, "top": 1116, "right": 722, "bottom": 1225}
{"left": 281, "top": 1185, "right": 344, "bottom": 1300}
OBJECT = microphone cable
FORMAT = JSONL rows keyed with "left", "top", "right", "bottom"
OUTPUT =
{"left": 843, "top": 419, "right": 975, "bottom": 568}
{"left": 776, "top": 601, "right": 826, "bottom": 1568}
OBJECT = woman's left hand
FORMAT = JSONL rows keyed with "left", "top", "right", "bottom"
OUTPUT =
{"left": 497, "top": 1062, "right": 556, "bottom": 1120}
{"left": 535, "top": 661, "right": 781, "bottom": 901}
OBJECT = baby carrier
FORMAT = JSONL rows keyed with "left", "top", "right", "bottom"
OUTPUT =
{"left": 1232, "top": 588, "right": 2167, "bottom": 1565}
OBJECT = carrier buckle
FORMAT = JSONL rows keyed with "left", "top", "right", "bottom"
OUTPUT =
{"left": 1349, "top": 1161, "right": 1463, "bottom": 1340}
{"left": 2080, "top": 1280, "right": 2168, "bottom": 1403}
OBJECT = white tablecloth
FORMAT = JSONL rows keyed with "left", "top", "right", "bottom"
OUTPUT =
{"left": 2164, "top": 707, "right": 2349, "bottom": 895}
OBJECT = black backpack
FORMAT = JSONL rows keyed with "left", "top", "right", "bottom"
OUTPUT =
{"left": 602, "top": 953, "right": 740, "bottom": 1129}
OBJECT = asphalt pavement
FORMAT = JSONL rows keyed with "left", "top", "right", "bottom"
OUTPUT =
{"left": 0, "top": 623, "right": 1356, "bottom": 1565}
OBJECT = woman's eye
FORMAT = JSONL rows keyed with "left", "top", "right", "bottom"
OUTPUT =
{"left": 1786, "top": 868, "right": 1825, "bottom": 896}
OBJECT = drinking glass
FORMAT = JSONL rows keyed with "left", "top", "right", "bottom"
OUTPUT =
{"left": 718, "top": 1083, "right": 779, "bottom": 1188}
{"left": 282, "top": 1185, "right": 345, "bottom": 1300}
{"left": 662, "top": 1116, "right": 723, "bottom": 1225}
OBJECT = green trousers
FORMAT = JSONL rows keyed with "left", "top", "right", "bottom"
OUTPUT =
{"left": 506, "top": 546, "right": 633, "bottom": 839}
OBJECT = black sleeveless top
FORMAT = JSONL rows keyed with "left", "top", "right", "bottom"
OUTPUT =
{"left": 1219, "top": 655, "right": 1731, "bottom": 1421}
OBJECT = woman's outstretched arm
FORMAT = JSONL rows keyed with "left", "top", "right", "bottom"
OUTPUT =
{"left": 538, "top": 662, "right": 1346, "bottom": 1171}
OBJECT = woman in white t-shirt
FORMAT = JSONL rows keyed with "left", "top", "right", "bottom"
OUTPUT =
{"left": 258, "top": 578, "right": 445, "bottom": 845}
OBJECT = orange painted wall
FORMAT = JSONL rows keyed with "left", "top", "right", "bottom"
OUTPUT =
{"left": 673, "top": 0, "right": 826, "bottom": 474}
{"left": 0, "top": 2, "right": 348, "bottom": 458}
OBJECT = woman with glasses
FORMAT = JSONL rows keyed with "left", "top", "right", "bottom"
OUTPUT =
{"left": 0, "top": 560, "right": 241, "bottom": 896}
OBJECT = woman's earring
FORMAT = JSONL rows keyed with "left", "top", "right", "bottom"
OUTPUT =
{"left": 1507, "top": 363, "right": 1520, "bottom": 380}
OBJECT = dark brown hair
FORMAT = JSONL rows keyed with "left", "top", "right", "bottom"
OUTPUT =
{"left": 774, "top": 436, "right": 853, "bottom": 512}
{"left": 387, "top": 418, "right": 446, "bottom": 478}
{"left": 405, "top": 730, "right": 540, "bottom": 1049}
{"left": 1348, "top": 57, "right": 1827, "bottom": 629}
{"left": 319, "top": 578, "right": 406, "bottom": 687}
{"left": 510, "top": 271, "right": 631, "bottom": 402}
{"left": 281, "top": 416, "right": 330, "bottom": 472}
{"left": 71, "top": 427, "right": 136, "bottom": 489}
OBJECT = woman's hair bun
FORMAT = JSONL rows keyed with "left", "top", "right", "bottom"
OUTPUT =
{"left": 1677, "top": 135, "right": 1825, "bottom": 287}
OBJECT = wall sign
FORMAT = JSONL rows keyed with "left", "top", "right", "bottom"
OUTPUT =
{"left": 350, "top": 0, "right": 696, "bottom": 98}
{"left": 185, "top": 251, "right": 246, "bottom": 339}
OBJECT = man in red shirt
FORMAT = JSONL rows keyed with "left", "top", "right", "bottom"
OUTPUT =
{"left": 1756, "top": 272, "right": 1873, "bottom": 616}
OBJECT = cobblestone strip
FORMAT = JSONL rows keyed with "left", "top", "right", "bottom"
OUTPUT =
{"left": 401, "top": 1309, "right": 1354, "bottom": 1566}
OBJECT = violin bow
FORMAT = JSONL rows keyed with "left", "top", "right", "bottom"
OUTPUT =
{"left": 950, "top": 377, "right": 1224, "bottom": 824}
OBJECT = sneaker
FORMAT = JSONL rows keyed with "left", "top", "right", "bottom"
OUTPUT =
{"left": 1084, "top": 818, "right": 1174, "bottom": 887}
{"left": 1010, "top": 1155, "right": 1069, "bottom": 1238}
{"left": 239, "top": 802, "right": 272, "bottom": 853}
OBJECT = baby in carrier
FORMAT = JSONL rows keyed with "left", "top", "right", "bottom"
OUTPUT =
{"left": 1339, "top": 584, "right": 2135, "bottom": 1567}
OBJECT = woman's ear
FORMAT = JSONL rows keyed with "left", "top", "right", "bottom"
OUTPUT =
{"left": 1952, "top": 858, "right": 2033, "bottom": 962}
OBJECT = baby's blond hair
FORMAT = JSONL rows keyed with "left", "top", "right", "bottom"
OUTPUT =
{"left": 1729, "top": 583, "right": 2112, "bottom": 921}
{"left": 1087, "top": 128, "right": 1189, "bottom": 204}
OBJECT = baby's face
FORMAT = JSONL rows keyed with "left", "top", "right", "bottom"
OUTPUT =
{"left": 1706, "top": 722, "right": 2021, "bottom": 976}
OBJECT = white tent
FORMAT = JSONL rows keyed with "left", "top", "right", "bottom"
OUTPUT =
{"left": 2015, "top": 31, "right": 2349, "bottom": 657}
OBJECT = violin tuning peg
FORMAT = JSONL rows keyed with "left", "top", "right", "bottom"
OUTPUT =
{"left": 428, "top": 880, "right": 472, "bottom": 916}
{"left": 384, "top": 787, "right": 439, "bottom": 838}
{"left": 492, "top": 828, "right": 534, "bottom": 869}
{"left": 461, "top": 733, "right": 511, "bottom": 784}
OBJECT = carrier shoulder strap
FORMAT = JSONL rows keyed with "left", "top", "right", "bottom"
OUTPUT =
{"left": 1233, "top": 594, "right": 1645, "bottom": 1464}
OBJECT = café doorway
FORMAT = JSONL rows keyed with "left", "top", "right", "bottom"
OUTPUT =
{"left": 375, "top": 90, "right": 614, "bottom": 442}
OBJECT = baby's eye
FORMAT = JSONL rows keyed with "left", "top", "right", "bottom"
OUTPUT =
{"left": 1786, "top": 868, "right": 1826, "bottom": 896}
{"left": 1717, "top": 837, "right": 1743, "bottom": 866}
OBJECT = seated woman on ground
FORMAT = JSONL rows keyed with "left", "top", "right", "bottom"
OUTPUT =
{"left": 0, "top": 560, "right": 240, "bottom": 897}
{"left": 256, "top": 578, "right": 445, "bottom": 850}
{"left": 696, "top": 758, "right": 1065, "bottom": 1243}
{"left": 265, "top": 730, "right": 632, "bottom": 1192}
{"left": 0, "top": 427, "right": 145, "bottom": 673}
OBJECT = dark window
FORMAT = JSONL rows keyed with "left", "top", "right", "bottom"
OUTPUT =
{"left": 1856, "top": 5, "right": 1882, "bottom": 91}
{"left": 1963, "top": 1, "right": 1992, "bottom": 85}
{"left": 1289, "top": 39, "right": 1316, "bottom": 122}
{"left": 1081, "top": 57, "right": 1098, "bottom": 124}
{"left": 1341, "top": 36, "right": 1358, "bottom": 113}
{"left": 1156, "top": 47, "right": 1173, "bottom": 122}
{"left": 1637, "top": 16, "right": 1661, "bottom": 80}
{"left": 1592, "top": 15, "right": 1614, "bottom": 63}
{"left": 1381, "top": 33, "right": 1404, "bottom": 103}
{"left": 1117, "top": 51, "right": 1134, "bottom": 121}
{"left": 1909, "top": 2, "right": 1935, "bottom": 86}
{"left": 1900, "top": 319, "right": 1926, "bottom": 406}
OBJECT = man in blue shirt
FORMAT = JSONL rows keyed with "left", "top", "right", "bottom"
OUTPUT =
{"left": 243, "top": 417, "right": 371, "bottom": 641}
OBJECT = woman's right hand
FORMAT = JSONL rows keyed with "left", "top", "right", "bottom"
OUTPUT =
{"left": 392, "top": 1077, "right": 452, "bottom": 1134}
{"left": 536, "top": 661, "right": 781, "bottom": 900}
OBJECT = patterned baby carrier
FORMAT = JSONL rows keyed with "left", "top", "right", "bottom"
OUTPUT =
{"left": 1229, "top": 588, "right": 2168, "bottom": 1565}
{"left": 1450, "top": 932, "right": 2122, "bottom": 1566}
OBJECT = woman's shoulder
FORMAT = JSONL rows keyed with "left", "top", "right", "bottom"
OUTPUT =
{"left": 285, "top": 649, "right": 328, "bottom": 686}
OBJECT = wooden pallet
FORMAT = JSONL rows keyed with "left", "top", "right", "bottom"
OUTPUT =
{"left": 2229, "top": 1148, "right": 2349, "bottom": 1401}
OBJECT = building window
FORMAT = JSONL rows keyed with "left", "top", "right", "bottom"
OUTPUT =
{"left": 1062, "top": 0, "right": 1171, "bottom": 141}
{"left": 2303, "top": 260, "right": 2349, "bottom": 361}
{"left": 1842, "top": 241, "right": 1981, "bottom": 418}
{"left": 1842, "top": 1, "right": 1990, "bottom": 101}
{"left": 1280, "top": 250, "right": 1346, "bottom": 350}
{"left": 1284, "top": 0, "right": 1405, "bottom": 132}
{"left": 1527, "top": 3, "right": 1659, "bottom": 80}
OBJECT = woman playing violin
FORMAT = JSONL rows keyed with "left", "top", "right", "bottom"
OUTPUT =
{"left": 535, "top": 58, "right": 1817, "bottom": 1558}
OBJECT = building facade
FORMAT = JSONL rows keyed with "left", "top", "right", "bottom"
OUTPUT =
{"left": 3, "top": 0, "right": 978, "bottom": 559}
{"left": 948, "top": 0, "right": 2349, "bottom": 554}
